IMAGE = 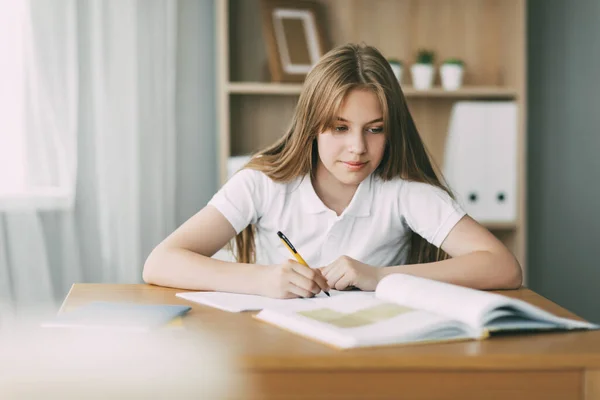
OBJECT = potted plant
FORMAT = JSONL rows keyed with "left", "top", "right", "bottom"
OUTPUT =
{"left": 440, "top": 58, "right": 465, "bottom": 90}
{"left": 410, "top": 49, "right": 435, "bottom": 90}
{"left": 387, "top": 58, "right": 403, "bottom": 83}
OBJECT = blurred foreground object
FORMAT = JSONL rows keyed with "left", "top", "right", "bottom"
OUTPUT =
{"left": 0, "top": 319, "right": 244, "bottom": 399}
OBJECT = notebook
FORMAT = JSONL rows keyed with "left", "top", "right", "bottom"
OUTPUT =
{"left": 254, "top": 274, "right": 599, "bottom": 349}
{"left": 41, "top": 302, "right": 191, "bottom": 331}
{"left": 176, "top": 289, "right": 360, "bottom": 313}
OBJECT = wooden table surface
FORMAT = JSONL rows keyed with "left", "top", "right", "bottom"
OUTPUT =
{"left": 59, "top": 284, "right": 600, "bottom": 399}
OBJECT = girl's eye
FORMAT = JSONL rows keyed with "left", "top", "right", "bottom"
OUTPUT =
{"left": 368, "top": 126, "right": 384, "bottom": 134}
{"left": 334, "top": 125, "right": 348, "bottom": 132}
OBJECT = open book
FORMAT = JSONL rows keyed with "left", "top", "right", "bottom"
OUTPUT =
{"left": 254, "top": 274, "right": 599, "bottom": 349}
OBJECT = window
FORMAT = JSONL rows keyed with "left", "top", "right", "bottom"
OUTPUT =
{"left": 0, "top": 0, "right": 26, "bottom": 196}
{"left": 0, "top": 0, "right": 73, "bottom": 210}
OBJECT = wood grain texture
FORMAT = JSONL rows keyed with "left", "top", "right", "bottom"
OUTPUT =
{"left": 228, "top": 0, "right": 523, "bottom": 85}
{"left": 248, "top": 370, "right": 582, "bottom": 400}
{"left": 217, "top": 0, "right": 231, "bottom": 183}
{"left": 319, "top": 0, "right": 519, "bottom": 86}
{"left": 60, "top": 284, "right": 600, "bottom": 371}
{"left": 227, "top": 82, "right": 518, "bottom": 98}
{"left": 512, "top": 0, "right": 528, "bottom": 284}
{"left": 59, "top": 283, "right": 600, "bottom": 399}
{"left": 586, "top": 370, "right": 600, "bottom": 400}
{"left": 229, "top": 94, "right": 298, "bottom": 156}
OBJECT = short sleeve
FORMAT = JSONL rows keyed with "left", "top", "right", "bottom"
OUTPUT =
{"left": 399, "top": 181, "right": 466, "bottom": 247}
{"left": 207, "top": 169, "right": 269, "bottom": 234}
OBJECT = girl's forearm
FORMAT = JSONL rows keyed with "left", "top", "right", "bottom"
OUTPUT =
{"left": 143, "top": 246, "right": 265, "bottom": 294}
{"left": 380, "top": 251, "right": 522, "bottom": 290}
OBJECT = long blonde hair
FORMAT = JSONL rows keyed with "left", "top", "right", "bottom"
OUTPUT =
{"left": 233, "top": 43, "right": 451, "bottom": 265}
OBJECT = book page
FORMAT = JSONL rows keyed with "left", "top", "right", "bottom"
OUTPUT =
{"left": 256, "top": 294, "right": 478, "bottom": 349}
{"left": 298, "top": 303, "right": 413, "bottom": 328}
{"left": 375, "top": 274, "right": 508, "bottom": 329}
{"left": 482, "top": 298, "right": 600, "bottom": 331}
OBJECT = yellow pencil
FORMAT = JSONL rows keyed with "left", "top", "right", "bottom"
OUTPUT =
{"left": 277, "top": 231, "right": 330, "bottom": 297}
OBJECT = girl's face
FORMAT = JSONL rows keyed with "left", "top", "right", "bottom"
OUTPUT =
{"left": 316, "top": 88, "right": 386, "bottom": 187}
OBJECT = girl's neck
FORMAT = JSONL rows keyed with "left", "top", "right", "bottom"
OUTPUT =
{"left": 312, "top": 164, "right": 359, "bottom": 216}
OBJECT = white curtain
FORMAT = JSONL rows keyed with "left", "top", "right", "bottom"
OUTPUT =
{"left": 84, "top": 0, "right": 178, "bottom": 283}
{"left": 0, "top": 0, "right": 78, "bottom": 312}
{"left": 0, "top": 0, "right": 213, "bottom": 314}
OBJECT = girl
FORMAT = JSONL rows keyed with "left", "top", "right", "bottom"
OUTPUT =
{"left": 143, "top": 43, "right": 522, "bottom": 298}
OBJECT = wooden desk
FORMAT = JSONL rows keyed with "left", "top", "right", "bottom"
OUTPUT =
{"left": 60, "top": 284, "right": 600, "bottom": 399}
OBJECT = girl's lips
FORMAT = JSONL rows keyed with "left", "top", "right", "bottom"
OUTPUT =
{"left": 342, "top": 161, "right": 367, "bottom": 170}
{"left": 343, "top": 161, "right": 367, "bottom": 166}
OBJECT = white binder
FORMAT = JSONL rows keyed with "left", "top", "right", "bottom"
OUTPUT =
{"left": 443, "top": 102, "right": 518, "bottom": 224}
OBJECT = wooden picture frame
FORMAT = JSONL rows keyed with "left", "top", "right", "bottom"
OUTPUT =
{"left": 260, "top": 0, "right": 328, "bottom": 83}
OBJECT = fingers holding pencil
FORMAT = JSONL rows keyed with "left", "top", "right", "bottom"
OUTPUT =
{"left": 289, "top": 260, "right": 330, "bottom": 296}
{"left": 261, "top": 259, "right": 330, "bottom": 299}
{"left": 277, "top": 231, "right": 330, "bottom": 296}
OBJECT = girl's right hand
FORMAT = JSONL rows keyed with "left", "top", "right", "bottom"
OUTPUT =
{"left": 258, "top": 259, "right": 330, "bottom": 299}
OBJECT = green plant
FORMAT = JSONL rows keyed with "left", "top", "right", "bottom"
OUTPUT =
{"left": 415, "top": 49, "right": 434, "bottom": 64}
{"left": 387, "top": 58, "right": 403, "bottom": 66}
{"left": 443, "top": 58, "right": 464, "bottom": 66}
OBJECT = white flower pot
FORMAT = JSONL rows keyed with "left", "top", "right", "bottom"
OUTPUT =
{"left": 440, "top": 64, "right": 464, "bottom": 91}
{"left": 410, "top": 64, "right": 435, "bottom": 90}
{"left": 389, "top": 63, "right": 403, "bottom": 83}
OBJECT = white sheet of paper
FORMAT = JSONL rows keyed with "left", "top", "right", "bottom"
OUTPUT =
{"left": 175, "top": 290, "right": 375, "bottom": 313}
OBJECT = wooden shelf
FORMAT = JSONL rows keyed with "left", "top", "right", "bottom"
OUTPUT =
{"left": 228, "top": 82, "right": 517, "bottom": 99}
{"left": 228, "top": 82, "right": 303, "bottom": 95}
{"left": 402, "top": 86, "right": 517, "bottom": 99}
{"left": 219, "top": 0, "right": 527, "bottom": 273}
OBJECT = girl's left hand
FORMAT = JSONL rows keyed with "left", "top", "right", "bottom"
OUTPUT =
{"left": 319, "top": 256, "right": 381, "bottom": 291}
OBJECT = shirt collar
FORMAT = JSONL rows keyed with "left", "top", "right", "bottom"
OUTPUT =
{"left": 298, "top": 173, "right": 374, "bottom": 217}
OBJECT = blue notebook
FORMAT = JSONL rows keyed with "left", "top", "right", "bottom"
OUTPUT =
{"left": 41, "top": 302, "right": 191, "bottom": 331}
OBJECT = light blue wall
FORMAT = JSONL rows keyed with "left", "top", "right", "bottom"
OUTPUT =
{"left": 528, "top": 0, "right": 600, "bottom": 322}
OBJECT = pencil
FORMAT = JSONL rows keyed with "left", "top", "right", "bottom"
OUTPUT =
{"left": 276, "top": 231, "right": 330, "bottom": 297}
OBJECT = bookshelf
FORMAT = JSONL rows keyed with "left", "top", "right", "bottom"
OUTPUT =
{"left": 215, "top": 0, "right": 527, "bottom": 275}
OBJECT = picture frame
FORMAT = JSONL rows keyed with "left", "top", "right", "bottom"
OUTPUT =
{"left": 260, "top": 0, "right": 328, "bottom": 83}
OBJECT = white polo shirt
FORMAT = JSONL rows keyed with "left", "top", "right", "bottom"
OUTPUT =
{"left": 208, "top": 169, "right": 466, "bottom": 268}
